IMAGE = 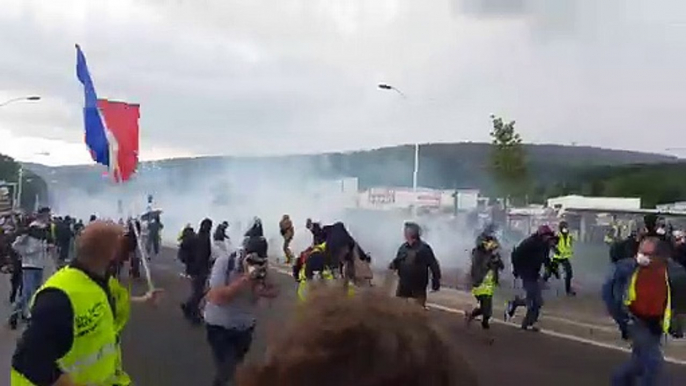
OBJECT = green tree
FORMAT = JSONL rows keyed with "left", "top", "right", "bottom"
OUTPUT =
{"left": 488, "top": 115, "right": 529, "bottom": 204}
{"left": 0, "top": 153, "right": 48, "bottom": 212}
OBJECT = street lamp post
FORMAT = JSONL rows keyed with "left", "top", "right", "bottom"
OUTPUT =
{"left": 377, "top": 83, "right": 419, "bottom": 192}
{"left": 378, "top": 83, "right": 420, "bottom": 217}
{"left": 0, "top": 96, "right": 41, "bottom": 108}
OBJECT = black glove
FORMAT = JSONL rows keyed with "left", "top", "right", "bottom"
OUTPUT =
{"left": 431, "top": 281, "right": 441, "bottom": 292}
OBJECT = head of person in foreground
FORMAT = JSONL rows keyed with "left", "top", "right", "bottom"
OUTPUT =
{"left": 237, "top": 288, "right": 479, "bottom": 386}
{"left": 76, "top": 221, "right": 125, "bottom": 276}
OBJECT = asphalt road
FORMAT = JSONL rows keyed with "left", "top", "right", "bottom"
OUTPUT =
{"left": 3, "top": 248, "right": 686, "bottom": 386}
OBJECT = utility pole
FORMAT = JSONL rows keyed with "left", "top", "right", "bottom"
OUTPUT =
{"left": 378, "top": 83, "right": 420, "bottom": 217}
{"left": 15, "top": 166, "right": 23, "bottom": 212}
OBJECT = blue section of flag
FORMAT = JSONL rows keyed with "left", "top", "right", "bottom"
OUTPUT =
{"left": 76, "top": 44, "right": 109, "bottom": 167}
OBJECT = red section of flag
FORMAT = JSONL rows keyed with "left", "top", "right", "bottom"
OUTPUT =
{"left": 97, "top": 99, "right": 140, "bottom": 182}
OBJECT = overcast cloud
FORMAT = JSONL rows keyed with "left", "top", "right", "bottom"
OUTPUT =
{"left": 0, "top": 0, "right": 685, "bottom": 166}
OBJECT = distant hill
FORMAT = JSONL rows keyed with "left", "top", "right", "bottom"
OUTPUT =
{"left": 23, "top": 142, "right": 679, "bottom": 197}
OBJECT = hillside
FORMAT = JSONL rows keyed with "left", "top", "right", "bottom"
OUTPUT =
{"left": 23, "top": 142, "right": 678, "bottom": 199}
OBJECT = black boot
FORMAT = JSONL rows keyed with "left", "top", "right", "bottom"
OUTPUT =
{"left": 8, "top": 314, "right": 18, "bottom": 330}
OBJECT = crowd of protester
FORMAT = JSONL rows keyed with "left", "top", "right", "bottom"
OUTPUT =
{"left": 6, "top": 207, "right": 686, "bottom": 386}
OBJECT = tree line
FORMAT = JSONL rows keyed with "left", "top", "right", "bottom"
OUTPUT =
{"left": 488, "top": 118, "right": 686, "bottom": 208}
{"left": 0, "top": 154, "right": 48, "bottom": 212}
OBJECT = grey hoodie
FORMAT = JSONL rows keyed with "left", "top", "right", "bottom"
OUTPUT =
{"left": 12, "top": 221, "right": 51, "bottom": 270}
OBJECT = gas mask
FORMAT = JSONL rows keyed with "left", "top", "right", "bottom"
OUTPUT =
{"left": 636, "top": 253, "right": 651, "bottom": 267}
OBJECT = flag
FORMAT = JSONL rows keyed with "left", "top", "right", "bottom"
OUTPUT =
{"left": 97, "top": 99, "right": 140, "bottom": 182}
{"left": 76, "top": 44, "right": 109, "bottom": 167}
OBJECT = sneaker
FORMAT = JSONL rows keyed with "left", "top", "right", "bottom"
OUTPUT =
{"left": 8, "top": 314, "right": 18, "bottom": 330}
{"left": 521, "top": 324, "right": 541, "bottom": 333}
{"left": 464, "top": 311, "right": 473, "bottom": 328}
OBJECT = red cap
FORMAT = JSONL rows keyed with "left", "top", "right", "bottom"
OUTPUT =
{"left": 537, "top": 225, "right": 553, "bottom": 235}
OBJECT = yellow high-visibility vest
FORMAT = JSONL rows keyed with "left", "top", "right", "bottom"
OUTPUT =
{"left": 624, "top": 269, "right": 672, "bottom": 334}
{"left": 472, "top": 270, "right": 495, "bottom": 297}
{"left": 109, "top": 277, "right": 132, "bottom": 386}
{"left": 554, "top": 234, "right": 573, "bottom": 260}
{"left": 297, "top": 242, "right": 332, "bottom": 303}
{"left": 11, "top": 267, "right": 118, "bottom": 386}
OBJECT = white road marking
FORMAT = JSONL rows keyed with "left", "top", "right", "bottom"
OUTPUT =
{"left": 268, "top": 266, "right": 686, "bottom": 366}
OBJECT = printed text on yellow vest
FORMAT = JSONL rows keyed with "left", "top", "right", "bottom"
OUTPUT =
{"left": 11, "top": 267, "right": 118, "bottom": 386}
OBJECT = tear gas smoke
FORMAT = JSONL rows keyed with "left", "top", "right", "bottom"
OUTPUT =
{"left": 47, "top": 158, "right": 480, "bottom": 271}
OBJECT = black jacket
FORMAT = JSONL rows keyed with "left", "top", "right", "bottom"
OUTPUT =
{"left": 673, "top": 243, "right": 686, "bottom": 269}
{"left": 390, "top": 239, "right": 441, "bottom": 292}
{"left": 178, "top": 232, "right": 197, "bottom": 264}
{"left": 610, "top": 236, "right": 639, "bottom": 264}
{"left": 511, "top": 234, "right": 552, "bottom": 281}
{"left": 471, "top": 246, "right": 504, "bottom": 288}
{"left": 189, "top": 231, "right": 212, "bottom": 276}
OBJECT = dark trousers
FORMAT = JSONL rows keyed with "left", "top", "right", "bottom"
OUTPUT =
{"left": 183, "top": 274, "right": 207, "bottom": 320}
{"left": 206, "top": 325, "right": 254, "bottom": 386}
{"left": 147, "top": 235, "right": 160, "bottom": 256}
{"left": 511, "top": 278, "right": 543, "bottom": 328}
{"left": 469, "top": 295, "right": 493, "bottom": 329}
{"left": 9, "top": 269, "right": 22, "bottom": 304}
{"left": 543, "top": 258, "right": 573, "bottom": 294}
{"left": 58, "top": 242, "right": 70, "bottom": 262}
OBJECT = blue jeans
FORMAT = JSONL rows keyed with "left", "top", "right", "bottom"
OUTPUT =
{"left": 206, "top": 324, "right": 254, "bottom": 386}
{"left": 512, "top": 277, "right": 543, "bottom": 327}
{"left": 612, "top": 319, "right": 665, "bottom": 386}
{"left": 12, "top": 268, "right": 44, "bottom": 318}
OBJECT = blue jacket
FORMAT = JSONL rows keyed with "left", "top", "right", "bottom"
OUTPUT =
{"left": 603, "top": 258, "right": 686, "bottom": 336}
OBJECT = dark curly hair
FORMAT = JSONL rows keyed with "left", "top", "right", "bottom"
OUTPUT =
{"left": 237, "top": 288, "right": 479, "bottom": 386}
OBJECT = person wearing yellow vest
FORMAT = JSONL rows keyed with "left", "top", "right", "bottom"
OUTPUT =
{"left": 603, "top": 237, "right": 686, "bottom": 386}
{"left": 296, "top": 242, "right": 334, "bottom": 303}
{"left": 466, "top": 235, "right": 504, "bottom": 332}
{"left": 543, "top": 221, "right": 576, "bottom": 296}
{"left": 11, "top": 221, "right": 162, "bottom": 386}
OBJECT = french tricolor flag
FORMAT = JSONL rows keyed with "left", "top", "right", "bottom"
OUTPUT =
{"left": 76, "top": 45, "right": 139, "bottom": 183}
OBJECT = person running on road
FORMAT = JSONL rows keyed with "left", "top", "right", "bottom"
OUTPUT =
{"left": 279, "top": 214, "right": 295, "bottom": 264}
{"left": 178, "top": 224, "right": 196, "bottom": 279}
{"left": 389, "top": 222, "right": 441, "bottom": 309}
{"left": 11, "top": 221, "right": 162, "bottom": 386}
{"left": 8, "top": 207, "right": 53, "bottom": 330}
{"left": 146, "top": 214, "right": 163, "bottom": 258}
{"left": 603, "top": 237, "right": 686, "bottom": 385}
{"left": 505, "top": 225, "right": 557, "bottom": 332}
{"left": 542, "top": 221, "right": 576, "bottom": 296}
{"left": 181, "top": 218, "right": 213, "bottom": 325}
{"left": 205, "top": 229, "right": 278, "bottom": 386}
{"left": 466, "top": 233, "right": 504, "bottom": 331}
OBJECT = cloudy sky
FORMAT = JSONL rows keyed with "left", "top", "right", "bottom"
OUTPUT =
{"left": 0, "top": 0, "right": 684, "bottom": 166}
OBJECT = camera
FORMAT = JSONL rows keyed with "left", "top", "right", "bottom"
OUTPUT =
{"left": 243, "top": 252, "right": 268, "bottom": 281}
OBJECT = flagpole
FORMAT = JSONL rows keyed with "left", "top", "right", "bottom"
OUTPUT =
{"left": 110, "top": 141, "right": 154, "bottom": 292}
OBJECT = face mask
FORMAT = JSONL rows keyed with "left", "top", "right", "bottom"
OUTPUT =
{"left": 656, "top": 228, "right": 666, "bottom": 235}
{"left": 561, "top": 228, "right": 568, "bottom": 234}
{"left": 636, "top": 253, "right": 651, "bottom": 266}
